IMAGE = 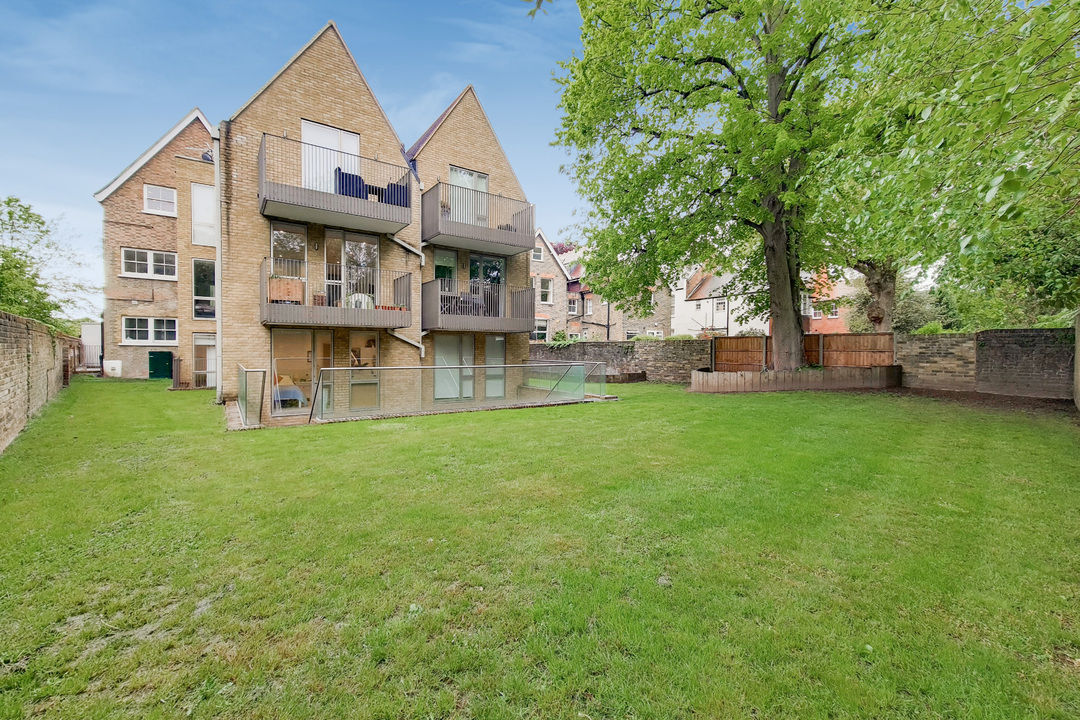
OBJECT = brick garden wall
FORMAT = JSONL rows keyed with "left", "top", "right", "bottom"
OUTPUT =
{"left": 0, "top": 311, "right": 78, "bottom": 453}
{"left": 530, "top": 339, "right": 712, "bottom": 384}
{"left": 975, "top": 329, "right": 1075, "bottom": 399}
{"left": 896, "top": 329, "right": 1075, "bottom": 399}
{"left": 894, "top": 334, "right": 977, "bottom": 391}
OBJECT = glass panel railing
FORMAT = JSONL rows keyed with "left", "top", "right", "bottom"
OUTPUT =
{"left": 309, "top": 363, "right": 595, "bottom": 422}
{"left": 237, "top": 364, "right": 266, "bottom": 427}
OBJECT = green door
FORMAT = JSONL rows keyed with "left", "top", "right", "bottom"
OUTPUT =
{"left": 148, "top": 351, "right": 173, "bottom": 379}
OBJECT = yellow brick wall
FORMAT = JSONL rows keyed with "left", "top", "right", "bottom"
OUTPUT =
{"left": 100, "top": 118, "right": 213, "bottom": 379}
{"left": 218, "top": 25, "right": 424, "bottom": 422}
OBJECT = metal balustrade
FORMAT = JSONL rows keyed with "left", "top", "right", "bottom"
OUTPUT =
{"left": 258, "top": 134, "right": 412, "bottom": 234}
{"left": 421, "top": 182, "right": 535, "bottom": 254}
{"left": 261, "top": 258, "right": 412, "bottom": 328}
{"left": 421, "top": 278, "right": 533, "bottom": 332}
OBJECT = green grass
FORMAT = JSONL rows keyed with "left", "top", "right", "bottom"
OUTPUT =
{"left": 2, "top": 378, "right": 1079, "bottom": 719}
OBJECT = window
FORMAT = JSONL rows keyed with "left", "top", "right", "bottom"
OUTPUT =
{"left": 586, "top": 298, "right": 593, "bottom": 315}
{"left": 648, "top": 330, "right": 663, "bottom": 338}
{"left": 568, "top": 297, "right": 579, "bottom": 315}
{"left": 349, "top": 331, "right": 379, "bottom": 410}
{"left": 695, "top": 301, "right": 702, "bottom": 310}
{"left": 539, "top": 277, "right": 553, "bottom": 304}
{"left": 143, "top": 185, "right": 177, "bottom": 216}
{"left": 193, "top": 259, "right": 216, "bottom": 319}
{"left": 193, "top": 333, "right": 216, "bottom": 388}
{"left": 532, "top": 246, "right": 543, "bottom": 262}
{"left": 812, "top": 308, "right": 824, "bottom": 319}
{"left": 626, "top": 330, "right": 638, "bottom": 340}
{"left": 191, "top": 183, "right": 216, "bottom": 246}
{"left": 531, "top": 318, "right": 549, "bottom": 342}
{"left": 715, "top": 298, "right": 727, "bottom": 313}
{"left": 122, "top": 316, "right": 176, "bottom": 345}
{"left": 568, "top": 332, "right": 580, "bottom": 340}
{"left": 828, "top": 307, "right": 841, "bottom": 319}
{"left": 122, "top": 248, "right": 177, "bottom": 279}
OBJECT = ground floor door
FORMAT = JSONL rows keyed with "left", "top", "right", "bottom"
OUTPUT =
{"left": 148, "top": 351, "right": 173, "bottom": 379}
{"left": 193, "top": 333, "right": 217, "bottom": 389}
{"left": 434, "top": 333, "right": 474, "bottom": 401}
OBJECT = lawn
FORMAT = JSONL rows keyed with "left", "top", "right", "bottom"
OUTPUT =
{"left": 2, "top": 378, "right": 1079, "bottom": 719}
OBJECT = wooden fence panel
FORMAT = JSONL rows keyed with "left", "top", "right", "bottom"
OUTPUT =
{"left": 715, "top": 333, "right": 895, "bottom": 371}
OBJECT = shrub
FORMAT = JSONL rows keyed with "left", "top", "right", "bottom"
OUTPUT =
{"left": 664, "top": 334, "right": 695, "bottom": 340}
{"left": 629, "top": 334, "right": 661, "bottom": 341}
{"left": 912, "top": 321, "right": 946, "bottom": 334}
{"left": 545, "top": 330, "right": 578, "bottom": 349}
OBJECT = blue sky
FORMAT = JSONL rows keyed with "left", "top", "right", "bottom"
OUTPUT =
{"left": 0, "top": 0, "right": 584, "bottom": 314}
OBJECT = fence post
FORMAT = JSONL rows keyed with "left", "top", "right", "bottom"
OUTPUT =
{"left": 819, "top": 335, "right": 825, "bottom": 367}
{"left": 761, "top": 335, "right": 768, "bottom": 371}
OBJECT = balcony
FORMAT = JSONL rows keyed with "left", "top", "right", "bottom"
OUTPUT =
{"left": 258, "top": 134, "right": 412, "bottom": 234}
{"left": 421, "top": 278, "right": 534, "bottom": 333}
{"left": 420, "top": 183, "right": 535, "bottom": 255}
{"left": 261, "top": 258, "right": 411, "bottom": 328}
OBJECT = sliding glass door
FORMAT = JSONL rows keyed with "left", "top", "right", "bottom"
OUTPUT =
{"left": 434, "top": 333, "right": 474, "bottom": 401}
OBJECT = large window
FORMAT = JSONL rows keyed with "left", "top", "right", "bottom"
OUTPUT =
{"left": 568, "top": 297, "right": 579, "bottom": 315}
{"left": 349, "top": 331, "right": 379, "bottom": 410}
{"left": 539, "top": 277, "right": 553, "bottom": 304}
{"left": 143, "top": 185, "right": 177, "bottom": 216}
{"left": 122, "top": 316, "right": 176, "bottom": 345}
{"left": 193, "top": 259, "right": 216, "bottom": 319}
{"left": 715, "top": 298, "right": 727, "bottom": 313}
{"left": 531, "top": 318, "right": 549, "bottom": 342}
{"left": 122, "top": 248, "right": 176, "bottom": 279}
{"left": 191, "top": 183, "right": 216, "bottom": 246}
{"left": 434, "top": 333, "right": 474, "bottom": 401}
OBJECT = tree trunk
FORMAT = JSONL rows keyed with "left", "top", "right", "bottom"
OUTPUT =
{"left": 854, "top": 260, "right": 897, "bottom": 333}
{"left": 760, "top": 199, "right": 805, "bottom": 371}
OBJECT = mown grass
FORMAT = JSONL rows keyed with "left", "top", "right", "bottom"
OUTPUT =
{"left": 1, "top": 377, "right": 1079, "bottom": 718}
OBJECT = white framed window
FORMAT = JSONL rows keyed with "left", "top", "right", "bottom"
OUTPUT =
{"left": 568, "top": 297, "right": 579, "bottom": 315}
{"left": 143, "top": 184, "right": 177, "bottom": 216}
{"left": 532, "top": 246, "right": 543, "bottom": 262}
{"left": 121, "top": 248, "right": 177, "bottom": 280}
{"left": 828, "top": 307, "right": 840, "bottom": 319}
{"left": 812, "top": 308, "right": 824, "bottom": 319}
{"left": 647, "top": 330, "right": 663, "bottom": 338}
{"left": 191, "top": 183, "right": 217, "bottom": 246}
{"left": 568, "top": 332, "right": 580, "bottom": 340}
{"left": 122, "top": 316, "right": 177, "bottom": 345}
{"left": 625, "top": 330, "right": 638, "bottom": 340}
{"left": 531, "top": 318, "right": 549, "bottom": 342}
{"left": 193, "top": 258, "right": 216, "bottom": 319}
{"left": 715, "top": 298, "right": 727, "bottom": 313}
{"left": 539, "top": 277, "right": 553, "bottom": 304}
{"left": 586, "top": 298, "right": 593, "bottom": 315}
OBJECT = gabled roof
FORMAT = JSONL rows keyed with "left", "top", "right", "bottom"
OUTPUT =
{"left": 93, "top": 108, "right": 213, "bottom": 202}
{"left": 229, "top": 21, "right": 405, "bottom": 153}
{"left": 404, "top": 86, "right": 469, "bottom": 161}
{"left": 534, "top": 228, "right": 570, "bottom": 280}
{"left": 686, "top": 272, "right": 727, "bottom": 301}
{"left": 404, "top": 85, "right": 527, "bottom": 197}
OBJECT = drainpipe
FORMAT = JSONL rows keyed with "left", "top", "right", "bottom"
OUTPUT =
{"left": 212, "top": 124, "right": 223, "bottom": 404}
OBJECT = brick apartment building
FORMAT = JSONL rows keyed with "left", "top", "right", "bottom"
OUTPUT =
{"left": 530, "top": 244, "right": 672, "bottom": 342}
{"left": 96, "top": 22, "right": 538, "bottom": 425}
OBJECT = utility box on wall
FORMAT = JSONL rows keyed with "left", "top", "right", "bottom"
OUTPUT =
{"left": 103, "top": 360, "right": 122, "bottom": 378}
{"left": 148, "top": 351, "right": 173, "bottom": 380}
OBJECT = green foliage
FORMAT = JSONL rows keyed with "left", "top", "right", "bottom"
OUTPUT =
{"left": 664, "top": 334, "right": 695, "bottom": 341}
{"left": 556, "top": 1, "right": 872, "bottom": 328}
{"left": 629, "top": 334, "right": 661, "bottom": 341}
{"left": 0, "top": 246, "right": 63, "bottom": 327}
{"left": 913, "top": 321, "right": 947, "bottom": 335}
{"left": 846, "top": 276, "right": 940, "bottom": 334}
{"left": 545, "top": 329, "right": 578, "bottom": 349}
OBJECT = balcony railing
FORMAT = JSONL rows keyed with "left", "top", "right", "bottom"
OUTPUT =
{"left": 421, "top": 278, "right": 534, "bottom": 332}
{"left": 420, "top": 182, "right": 535, "bottom": 254}
{"left": 261, "top": 258, "right": 412, "bottom": 328}
{"left": 258, "top": 134, "right": 412, "bottom": 234}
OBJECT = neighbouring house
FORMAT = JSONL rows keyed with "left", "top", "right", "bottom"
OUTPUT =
{"left": 95, "top": 22, "right": 541, "bottom": 425}
{"left": 529, "top": 228, "right": 570, "bottom": 342}
{"left": 672, "top": 268, "right": 770, "bottom": 337}
{"left": 805, "top": 273, "right": 855, "bottom": 334}
{"left": 550, "top": 249, "right": 672, "bottom": 342}
{"left": 94, "top": 108, "right": 219, "bottom": 386}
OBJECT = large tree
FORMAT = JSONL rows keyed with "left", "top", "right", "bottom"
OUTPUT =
{"left": 557, "top": 1, "right": 873, "bottom": 369}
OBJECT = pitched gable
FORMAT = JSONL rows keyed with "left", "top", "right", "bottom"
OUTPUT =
{"left": 408, "top": 86, "right": 526, "bottom": 201}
